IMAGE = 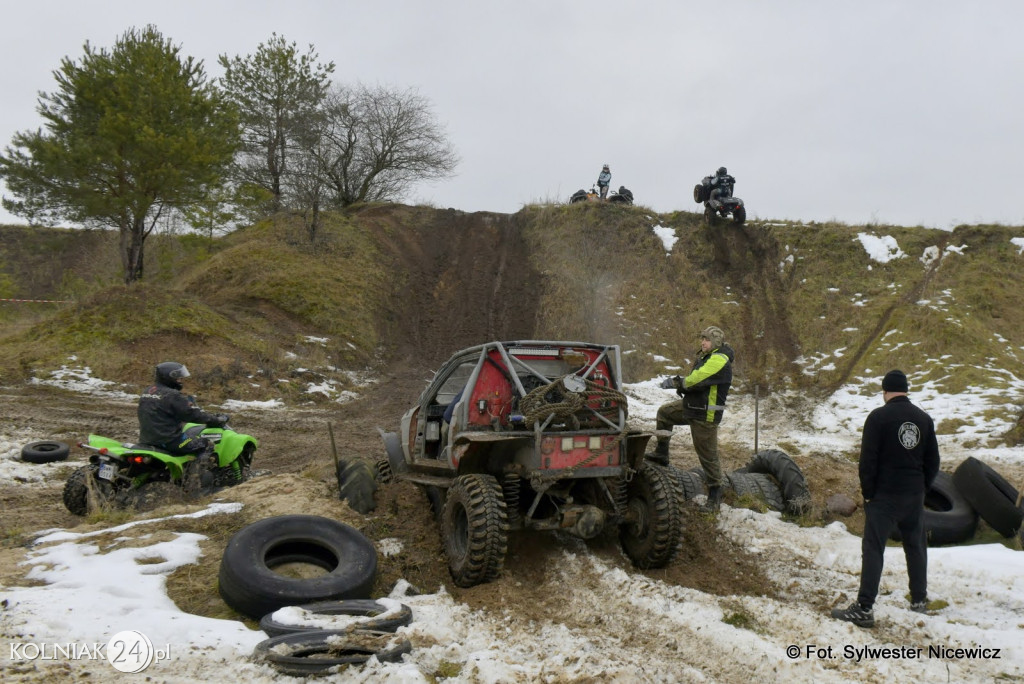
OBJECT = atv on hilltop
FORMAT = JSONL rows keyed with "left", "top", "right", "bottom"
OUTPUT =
{"left": 376, "top": 341, "right": 681, "bottom": 587}
{"left": 570, "top": 185, "right": 634, "bottom": 205}
{"left": 694, "top": 175, "right": 746, "bottom": 225}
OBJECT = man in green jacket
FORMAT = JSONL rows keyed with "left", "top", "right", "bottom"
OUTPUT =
{"left": 652, "top": 325, "right": 735, "bottom": 511}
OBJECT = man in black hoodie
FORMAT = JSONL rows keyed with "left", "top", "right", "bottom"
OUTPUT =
{"left": 653, "top": 325, "right": 735, "bottom": 512}
{"left": 832, "top": 369, "right": 940, "bottom": 628}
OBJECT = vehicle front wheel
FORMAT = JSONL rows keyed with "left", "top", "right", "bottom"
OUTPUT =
{"left": 441, "top": 473, "right": 509, "bottom": 587}
{"left": 620, "top": 462, "right": 683, "bottom": 569}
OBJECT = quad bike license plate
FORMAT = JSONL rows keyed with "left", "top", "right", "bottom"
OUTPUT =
{"left": 97, "top": 463, "right": 117, "bottom": 481}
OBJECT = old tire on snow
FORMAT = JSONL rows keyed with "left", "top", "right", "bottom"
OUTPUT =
{"left": 218, "top": 515, "right": 377, "bottom": 620}
{"left": 620, "top": 462, "right": 683, "bottom": 569}
{"left": 442, "top": 474, "right": 509, "bottom": 588}
{"left": 62, "top": 464, "right": 117, "bottom": 515}
{"left": 337, "top": 458, "right": 377, "bottom": 514}
{"left": 21, "top": 440, "right": 70, "bottom": 464}
{"left": 890, "top": 471, "right": 977, "bottom": 546}
{"left": 258, "top": 599, "right": 413, "bottom": 636}
{"left": 747, "top": 449, "right": 812, "bottom": 515}
{"left": 952, "top": 457, "right": 1022, "bottom": 537}
{"left": 727, "top": 470, "right": 758, "bottom": 499}
{"left": 253, "top": 629, "right": 412, "bottom": 676}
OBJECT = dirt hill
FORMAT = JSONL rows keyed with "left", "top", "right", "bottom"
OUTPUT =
{"left": 3, "top": 204, "right": 1023, "bottom": 423}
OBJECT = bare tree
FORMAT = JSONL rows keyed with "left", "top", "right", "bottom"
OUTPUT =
{"left": 218, "top": 35, "right": 334, "bottom": 213}
{"left": 312, "top": 84, "right": 459, "bottom": 207}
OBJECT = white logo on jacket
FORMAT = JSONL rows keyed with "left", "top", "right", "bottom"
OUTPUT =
{"left": 898, "top": 422, "right": 921, "bottom": 449}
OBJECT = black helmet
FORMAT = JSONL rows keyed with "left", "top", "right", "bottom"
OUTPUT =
{"left": 155, "top": 361, "right": 190, "bottom": 387}
{"left": 717, "top": 166, "right": 728, "bottom": 176}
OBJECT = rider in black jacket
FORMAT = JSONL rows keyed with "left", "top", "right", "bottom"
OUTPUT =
{"left": 138, "top": 362, "right": 228, "bottom": 455}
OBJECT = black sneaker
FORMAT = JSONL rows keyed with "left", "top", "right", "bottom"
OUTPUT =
{"left": 831, "top": 602, "right": 874, "bottom": 628}
{"left": 909, "top": 599, "right": 929, "bottom": 614}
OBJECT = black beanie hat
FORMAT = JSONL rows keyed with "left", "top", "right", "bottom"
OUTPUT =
{"left": 882, "top": 369, "right": 909, "bottom": 393}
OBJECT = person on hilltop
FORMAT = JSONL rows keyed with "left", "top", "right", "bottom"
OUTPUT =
{"left": 831, "top": 369, "right": 940, "bottom": 628}
{"left": 652, "top": 325, "right": 735, "bottom": 512}
{"left": 597, "top": 164, "right": 612, "bottom": 200}
{"left": 708, "top": 166, "right": 736, "bottom": 209}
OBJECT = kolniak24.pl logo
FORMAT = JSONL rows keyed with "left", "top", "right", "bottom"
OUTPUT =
{"left": 9, "top": 630, "right": 170, "bottom": 673}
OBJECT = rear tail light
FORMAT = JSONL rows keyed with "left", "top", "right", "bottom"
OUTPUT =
{"left": 128, "top": 455, "right": 151, "bottom": 465}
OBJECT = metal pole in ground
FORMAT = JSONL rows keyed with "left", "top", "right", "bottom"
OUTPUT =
{"left": 754, "top": 385, "right": 760, "bottom": 454}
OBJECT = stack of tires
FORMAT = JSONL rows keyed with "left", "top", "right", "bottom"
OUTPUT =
{"left": 672, "top": 449, "right": 811, "bottom": 515}
{"left": 217, "top": 515, "right": 415, "bottom": 675}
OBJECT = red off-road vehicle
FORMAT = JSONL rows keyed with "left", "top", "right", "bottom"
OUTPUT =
{"left": 377, "top": 340, "right": 683, "bottom": 587}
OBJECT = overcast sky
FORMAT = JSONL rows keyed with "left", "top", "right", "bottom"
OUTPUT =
{"left": 1, "top": 1, "right": 1022, "bottom": 230}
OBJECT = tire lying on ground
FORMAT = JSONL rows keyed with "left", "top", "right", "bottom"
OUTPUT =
{"left": 259, "top": 599, "right": 413, "bottom": 637}
{"left": 952, "top": 457, "right": 1023, "bottom": 538}
{"left": 746, "top": 449, "right": 812, "bottom": 515}
{"left": 218, "top": 515, "right": 378, "bottom": 620}
{"left": 890, "top": 471, "right": 978, "bottom": 546}
{"left": 21, "top": 441, "right": 70, "bottom": 464}
{"left": 726, "top": 470, "right": 785, "bottom": 512}
{"left": 672, "top": 467, "right": 706, "bottom": 502}
{"left": 253, "top": 629, "right": 412, "bottom": 676}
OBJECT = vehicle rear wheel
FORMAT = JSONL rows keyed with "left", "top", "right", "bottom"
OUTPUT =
{"left": 620, "top": 462, "right": 683, "bottom": 569}
{"left": 62, "top": 465, "right": 118, "bottom": 515}
{"left": 733, "top": 206, "right": 746, "bottom": 224}
{"left": 441, "top": 474, "right": 509, "bottom": 587}
{"left": 704, "top": 205, "right": 718, "bottom": 226}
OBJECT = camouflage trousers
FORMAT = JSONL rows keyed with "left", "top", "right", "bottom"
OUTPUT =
{"left": 655, "top": 400, "right": 723, "bottom": 488}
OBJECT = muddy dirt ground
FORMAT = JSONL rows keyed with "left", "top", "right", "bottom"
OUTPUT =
{"left": 0, "top": 374, "right": 849, "bottom": 619}
{"left": 4, "top": 376, "right": 1020, "bottom": 638}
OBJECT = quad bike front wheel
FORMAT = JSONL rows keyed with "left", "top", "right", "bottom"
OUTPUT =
{"left": 619, "top": 462, "right": 683, "bottom": 569}
{"left": 441, "top": 473, "right": 509, "bottom": 587}
{"left": 62, "top": 464, "right": 119, "bottom": 515}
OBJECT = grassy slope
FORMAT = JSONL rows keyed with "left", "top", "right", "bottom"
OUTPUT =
{"left": 1, "top": 206, "right": 1022, "bottom": 438}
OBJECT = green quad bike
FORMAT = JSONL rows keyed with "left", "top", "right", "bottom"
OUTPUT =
{"left": 63, "top": 423, "right": 258, "bottom": 515}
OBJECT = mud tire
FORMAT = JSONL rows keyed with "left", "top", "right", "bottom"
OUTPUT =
{"left": 21, "top": 441, "right": 70, "bottom": 463}
{"left": 373, "top": 457, "right": 393, "bottom": 484}
{"left": 258, "top": 599, "right": 414, "bottom": 637}
{"left": 746, "top": 472, "right": 786, "bottom": 512}
{"left": 441, "top": 474, "right": 509, "bottom": 587}
{"left": 62, "top": 465, "right": 118, "bottom": 515}
{"left": 620, "top": 462, "right": 683, "bottom": 569}
{"left": 693, "top": 184, "right": 707, "bottom": 203}
{"left": 218, "top": 515, "right": 378, "bottom": 620}
{"left": 952, "top": 457, "right": 1022, "bottom": 537}
{"left": 704, "top": 205, "right": 718, "bottom": 226}
{"left": 733, "top": 205, "right": 747, "bottom": 224}
{"left": 337, "top": 458, "right": 377, "bottom": 514}
{"left": 747, "top": 449, "right": 812, "bottom": 515}
{"left": 253, "top": 629, "right": 412, "bottom": 676}
{"left": 672, "top": 466, "right": 706, "bottom": 501}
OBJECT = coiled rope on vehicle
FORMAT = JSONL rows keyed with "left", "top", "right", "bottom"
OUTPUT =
{"left": 519, "top": 375, "right": 628, "bottom": 429}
